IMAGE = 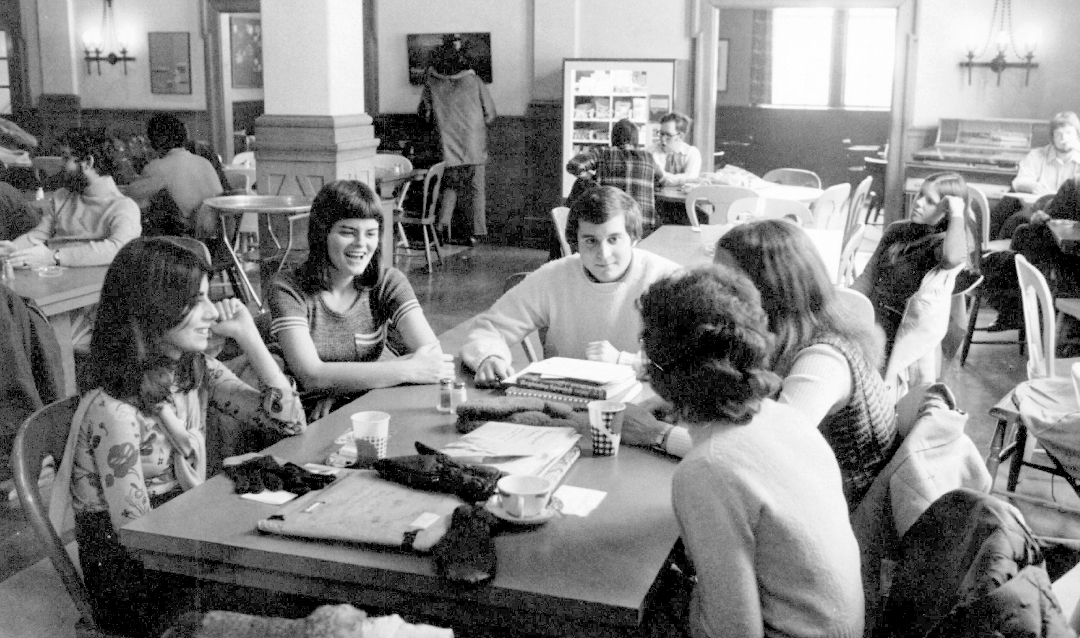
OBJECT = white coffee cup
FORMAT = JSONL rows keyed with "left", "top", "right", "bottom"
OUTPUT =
{"left": 496, "top": 475, "right": 553, "bottom": 518}
{"left": 351, "top": 411, "right": 390, "bottom": 460}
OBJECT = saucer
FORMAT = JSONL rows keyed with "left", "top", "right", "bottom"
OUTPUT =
{"left": 485, "top": 495, "right": 562, "bottom": 525}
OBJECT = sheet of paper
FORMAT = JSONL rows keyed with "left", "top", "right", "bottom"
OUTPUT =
{"left": 441, "top": 422, "right": 581, "bottom": 477}
{"left": 240, "top": 490, "right": 298, "bottom": 505}
{"left": 554, "top": 485, "right": 606, "bottom": 517}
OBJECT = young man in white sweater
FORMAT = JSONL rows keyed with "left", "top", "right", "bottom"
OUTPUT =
{"left": 461, "top": 186, "right": 681, "bottom": 385}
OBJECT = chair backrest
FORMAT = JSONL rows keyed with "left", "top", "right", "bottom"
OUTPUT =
{"left": 1072, "top": 362, "right": 1080, "bottom": 408}
{"left": 684, "top": 185, "right": 757, "bottom": 226}
{"left": 1015, "top": 254, "right": 1057, "bottom": 380}
{"left": 762, "top": 167, "right": 822, "bottom": 189}
{"left": 12, "top": 396, "right": 95, "bottom": 626}
{"left": 967, "top": 184, "right": 990, "bottom": 249}
{"left": 550, "top": 206, "right": 571, "bottom": 257}
{"left": 231, "top": 151, "right": 255, "bottom": 167}
{"left": 223, "top": 169, "right": 253, "bottom": 195}
{"left": 503, "top": 273, "right": 542, "bottom": 363}
{"left": 727, "top": 196, "right": 814, "bottom": 226}
{"left": 838, "top": 222, "right": 867, "bottom": 286}
{"left": 811, "top": 182, "right": 852, "bottom": 230}
{"left": 835, "top": 286, "right": 875, "bottom": 329}
{"left": 846, "top": 175, "right": 874, "bottom": 240}
{"left": 369, "top": 153, "right": 413, "bottom": 174}
{"left": 416, "top": 162, "right": 446, "bottom": 223}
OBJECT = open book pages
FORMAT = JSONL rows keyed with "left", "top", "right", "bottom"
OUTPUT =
{"left": 502, "top": 357, "right": 636, "bottom": 387}
{"left": 440, "top": 422, "right": 581, "bottom": 484}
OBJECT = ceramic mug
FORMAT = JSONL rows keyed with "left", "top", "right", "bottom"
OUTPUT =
{"left": 496, "top": 475, "right": 553, "bottom": 518}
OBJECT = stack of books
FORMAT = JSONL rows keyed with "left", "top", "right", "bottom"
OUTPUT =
{"left": 503, "top": 357, "right": 642, "bottom": 405}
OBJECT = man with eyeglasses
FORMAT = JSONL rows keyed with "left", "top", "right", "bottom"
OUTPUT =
{"left": 647, "top": 112, "right": 701, "bottom": 187}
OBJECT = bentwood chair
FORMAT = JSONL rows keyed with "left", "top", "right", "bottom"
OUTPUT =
{"left": 394, "top": 161, "right": 445, "bottom": 273}
{"left": 503, "top": 273, "right": 542, "bottom": 363}
{"left": 811, "top": 182, "right": 852, "bottom": 231}
{"left": 683, "top": 185, "right": 756, "bottom": 226}
{"left": 550, "top": 206, "right": 572, "bottom": 258}
{"left": 838, "top": 222, "right": 867, "bottom": 286}
{"left": 762, "top": 167, "right": 822, "bottom": 189}
{"left": 847, "top": 176, "right": 874, "bottom": 241}
{"left": 370, "top": 154, "right": 416, "bottom": 249}
{"left": 12, "top": 396, "right": 128, "bottom": 637}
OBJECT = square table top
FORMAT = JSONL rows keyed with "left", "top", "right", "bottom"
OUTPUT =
{"left": 120, "top": 321, "right": 680, "bottom": 636}
{"left": 5, "top": 264, "right": 108, "bottom": 316}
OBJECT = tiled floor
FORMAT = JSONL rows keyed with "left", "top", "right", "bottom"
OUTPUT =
{"left": 5, "top": 236, "right": 1080, "bottom": 630}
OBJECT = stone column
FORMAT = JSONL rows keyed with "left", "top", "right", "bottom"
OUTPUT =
{"left": 255, "top": 0, "right": 387, "bottom": 263}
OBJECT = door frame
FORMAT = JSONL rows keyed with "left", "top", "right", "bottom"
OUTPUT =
{"left": 694, "top": 0, "right": 918, "bottom": 223}
{"left": 203, "top": 0, "right": 259, "bottom": 164}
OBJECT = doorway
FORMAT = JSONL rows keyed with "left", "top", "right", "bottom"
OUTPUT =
{"left": 203, "top": 0, "right": 261, "bottom": 164}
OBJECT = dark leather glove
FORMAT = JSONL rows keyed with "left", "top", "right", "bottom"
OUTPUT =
{"left": 224, "top": 455, "right": 336, "bottom": 496}
{"left": 373, "top": 442, "right": 503, "bottom": 503}
{"left": 431, "top": 504, "right": 497, "bottom": 584}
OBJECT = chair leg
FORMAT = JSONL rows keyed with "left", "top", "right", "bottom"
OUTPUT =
{"left": 421, "top": 226, "right": 434, "bottom": 272}
{"left": 960, "top": 292, "right": 982, "bottom": 367}
{"left": 396, "top": 221, "right": 409, "bottom": 249}
{"left": 1007, "top": 420, "right": 1028, "bottom": 492}
{"left": 431, "top": 226, "right": 443, "bottom": 265}
{"left": 986, "top": 417, "right": 1008, "bottom": 482}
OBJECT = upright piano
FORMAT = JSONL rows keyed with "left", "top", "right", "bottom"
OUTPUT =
{"left": 905, "top": 117, "right": 1050, "bottom": 211}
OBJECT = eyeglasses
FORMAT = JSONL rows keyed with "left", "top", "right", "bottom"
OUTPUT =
{"left": 659, "top": 132, "right": 679, "bottom": 140}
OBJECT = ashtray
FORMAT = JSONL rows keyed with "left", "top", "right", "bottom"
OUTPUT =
{"left": 35, "top": 266, "right": 65, "bottom": 277}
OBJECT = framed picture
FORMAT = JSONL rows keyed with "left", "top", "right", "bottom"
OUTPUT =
{"left": 407, "top": 32, "right": 492, "bottom": 85}
{"left": 148, "top": 32, "right": 191, "bottom": 95}
{"left": 230, "top": 16, "right": 263, "bottom": 89}
{"left": 717, "top": 39, "right": 730, "bottom": 93}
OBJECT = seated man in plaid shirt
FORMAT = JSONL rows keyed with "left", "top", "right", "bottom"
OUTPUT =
{"left": 566, "top": 119, "right": 663, "bottom": 233}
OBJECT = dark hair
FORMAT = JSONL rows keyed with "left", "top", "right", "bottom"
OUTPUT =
{"left": 639, "top": 266, "right": 781, "bottom": 424}
{"left": 659, "top": 111, "right": 692, "bottom": 135}
{"left": 296, "top": 180, "right": 383, "bottom": 292}
{"left": 59, "top": 127, "right": 119, "bottom": 178}
{"left": 88, "top": 237, "right": 212, "bottom": 414}
{"left": 716, "top": 220, "right": 884, "bottom": 373}
{"left": 611, "top": 119, "right": 638, "bottom": 148}
{"left": 1048, "top": 177, "right": 1080, "bottom": 222}
{"left": 565, "top": 185, "right": 643, "bottom": 250}
{"left": 147, "top": 113, "right": 189, "bottom": 152}
{"left": 920, "top": 171, "right": 969, "bottom": 208}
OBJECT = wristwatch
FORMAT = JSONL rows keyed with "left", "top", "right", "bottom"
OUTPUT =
{"left": 652, "top": 424, "right": 674, "bottom": 454}
{"left": 52, "top": 250, "right": 61, "bottom": 266}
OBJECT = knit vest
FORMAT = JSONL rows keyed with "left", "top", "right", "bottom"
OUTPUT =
{"left": 807, "top": 333, "right": 899, "bottom": 511}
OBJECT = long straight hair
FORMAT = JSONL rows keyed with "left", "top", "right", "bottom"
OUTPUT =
{"left": 716, "top": 220, "right": 884, "bottom": 374}
{"left": 88, "top": 237, "right": 212, "bottom": 413}
{"left": 296, "top": 180, "right": 383, "bottom": 293}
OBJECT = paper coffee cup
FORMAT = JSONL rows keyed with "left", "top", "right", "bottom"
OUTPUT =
{"left": 496, "top": 474, "right": 553, "bottom": 518}
{"left": 588, "top": 400, "right": 626, "bottom": 457}
{"left": 351, "top": 411, "right": 390, "bottom": 460}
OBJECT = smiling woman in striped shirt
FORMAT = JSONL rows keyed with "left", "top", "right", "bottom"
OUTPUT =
{"left": 270, "top": 180, "right": 453, "bottom": 417}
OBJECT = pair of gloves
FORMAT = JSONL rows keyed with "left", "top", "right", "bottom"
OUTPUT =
{"left": 224, "top": 455, "right": 337, "bottom": 496}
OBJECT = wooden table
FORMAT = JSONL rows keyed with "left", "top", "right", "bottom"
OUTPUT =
{"left": 640, "top": 224, "right": 845, "bottom": 283}
{"left": 657, "top": 182, "right": 824, "bottom": 205}
{"left": 120, "top": 321, "right": 680, "bottom": 637}
{"left": 6, "top": 265, "right": 108, "bottom": 395}
{"left": 1049, "top": 219, "right": 1080, "bottom": 253}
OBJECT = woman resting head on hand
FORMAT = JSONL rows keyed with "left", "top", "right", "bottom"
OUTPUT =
{"left": 51, "top": 236, "right": 305, "bottom": 637}
{"left": 639, "top": 265, "right": 864, "bottom": 638}
{"left": 271, "top": 180, "right": 453, "bottom": 417}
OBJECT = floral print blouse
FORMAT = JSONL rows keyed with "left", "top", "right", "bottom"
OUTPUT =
{"left": 70, "top": 355, "right": 306, "bottom": 531}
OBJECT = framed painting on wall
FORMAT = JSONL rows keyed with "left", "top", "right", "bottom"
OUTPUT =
{"left": 230, "top": 16, "right": 263, "bottom": 89}
{"left": 148, "top": 32, "right": 191, "bottom": 95}
{"left": 717, "top": 39, "right": 729, "bottom": 93}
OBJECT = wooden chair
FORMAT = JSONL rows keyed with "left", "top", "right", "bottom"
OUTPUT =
{"left": 985, "top": 256, "right": 1080, "bottom": 509}
{"left": 503, "top": 273, "right": 542, "bottom": 363}
{"left": 394, "top": 161, "right": 445, "bottom": 273}
{"left": 838, "top": 222, "right": 867, "bottom": 286}
{"left": 811, "top": 182, "right": 852, "bottom": 230}
{"left": 727, "top": 196, "right": 814, "bottom": 226}
{"left": 222, "top": 169, "right": 254, "bottom": 196}
{"left": 550, "top": 206, "right": 571, "bottom": 258}
{"left": 683, "top": 185, "right": 756, "bottom": 226}
{"left": 12, "top": 396, "right": 127, "bottom": 637}
{"left": 762, "top": 167, "right": 822, "bottom": 189}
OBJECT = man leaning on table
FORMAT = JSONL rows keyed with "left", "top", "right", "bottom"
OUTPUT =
{"left": 460, "top": 185, "right": 681, "bottom": 387}
{"left": 646, "top": 111, "right": 701, "bottom": 187}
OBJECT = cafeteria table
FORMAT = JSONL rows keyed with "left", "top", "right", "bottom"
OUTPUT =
{"left": 656, "top": 182, "right": 824, "bottom": 206}
{"left": 639, "top": 223, "right": 845, "bottom": 284}
{"left": 6, "top": 265, "right": 108, "bottom": 395}
{"left": 120, "top": 319, "right": 680, "bottom": 637}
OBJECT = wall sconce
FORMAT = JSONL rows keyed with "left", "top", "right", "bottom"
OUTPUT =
{"left": 959, "top": 0, "right": 1038, "bottom": 86}
{"left": 83, "top": 0, "right": 135, "bottom": 75}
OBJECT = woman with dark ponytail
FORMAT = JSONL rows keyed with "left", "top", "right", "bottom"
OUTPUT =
{"left": 639, "top": 265, "right": 864, "bottom": 638}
